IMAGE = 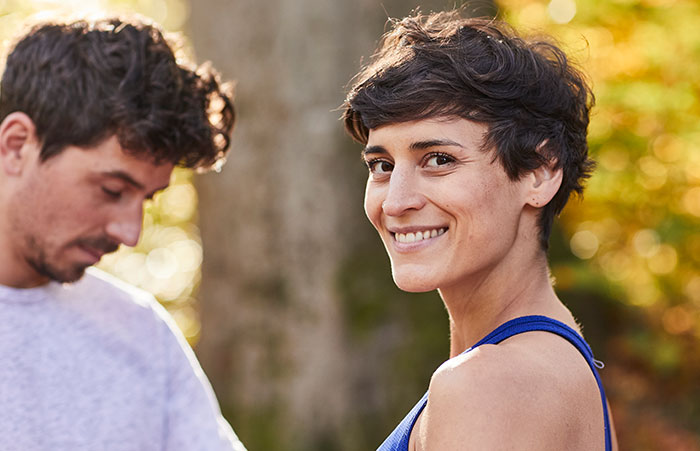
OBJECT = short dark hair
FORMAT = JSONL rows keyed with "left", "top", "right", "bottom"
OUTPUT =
{"left": 0, "top": 17, "right": 235, "bottom": 171}
{"left": 343, "top": 11, "right": 594, "bottom": 249}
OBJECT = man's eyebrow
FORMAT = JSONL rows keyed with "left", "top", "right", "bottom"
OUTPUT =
{"left": 101, "top": 171, "right": 170, "bottom": 198}
{"left": 100, "top": 170, "right": 145, "bottom": 190}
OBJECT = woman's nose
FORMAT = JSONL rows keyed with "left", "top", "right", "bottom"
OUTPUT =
{"left": 381, "top": 167, "right": 425, "bottom": 216}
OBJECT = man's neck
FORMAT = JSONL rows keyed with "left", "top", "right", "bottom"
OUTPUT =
{"left": 0, "top": 215, "right": 47, "bottom": 288}
{"left": 0, "top": 259, "right": 49, "bottom": 288}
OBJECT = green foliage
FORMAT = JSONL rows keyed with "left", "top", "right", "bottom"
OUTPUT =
{"left": 501, "top": 0, "right": 700, "bottom": 447}
{"left": 7, "top": 1, "right": 699, "bottom": 448}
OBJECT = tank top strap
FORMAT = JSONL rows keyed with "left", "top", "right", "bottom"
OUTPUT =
{"left": 469, "top": 315, "right": 612, "bottom": 451}
{"left": 377, "top": 315, "right": 612, "bottom": 451}
{"left": 472, "top": 315, "right": 594, "bottom": 357}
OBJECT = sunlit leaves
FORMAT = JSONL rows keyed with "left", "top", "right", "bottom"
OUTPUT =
{"left": 501, "top": 0, "right": 700, "bottom": 444}
{"left": 504, "top": 0, "right": 700, "bottom": 328}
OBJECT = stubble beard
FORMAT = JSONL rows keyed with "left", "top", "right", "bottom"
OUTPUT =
{"left": 23, "top": 235, "right": 119, "bottom": 284}
{"left": 24, "top": 236, "right": 88, "bottom": 283}
{"left": 27, "top": 256, "right": 89, "bottom": 283}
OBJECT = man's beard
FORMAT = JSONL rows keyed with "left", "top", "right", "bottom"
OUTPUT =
{"left": 25, "top": 235, "right": 120, "bottom": 284}
{"left": 27, "top": 254, "right": 89, "bottom": 283}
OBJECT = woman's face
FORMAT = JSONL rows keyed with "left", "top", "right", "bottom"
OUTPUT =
{"left": 362, "top": 117, "right": 532, "bottom": 293}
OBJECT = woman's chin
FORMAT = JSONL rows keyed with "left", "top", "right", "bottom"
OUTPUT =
{"left": 391, "top": 269, "right": 439, "bottom": 293}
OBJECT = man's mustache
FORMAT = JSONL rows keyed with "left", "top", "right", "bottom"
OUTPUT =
{"left": 73, "top": 236, "right": 120, "bottom": 255}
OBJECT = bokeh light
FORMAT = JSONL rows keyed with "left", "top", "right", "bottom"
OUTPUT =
{"left": 502, "top": 0, "right": 700, "bottom": 446}
{"left": 547, "top": 0, "right": 576, "bottom": 24}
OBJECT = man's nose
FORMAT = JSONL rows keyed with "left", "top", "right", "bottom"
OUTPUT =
{"left": 104, "top": 204, "right": 143, "bottom": 247}
{"left": 381, "top": 166, "right": 426, "bottom": 217}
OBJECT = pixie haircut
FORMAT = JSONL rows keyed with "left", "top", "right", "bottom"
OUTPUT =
{"left": 343, "top": 11, "right": 594, "bottom": 249}
{"left": 0, "top": 17, "right": 235, "bottom": 171}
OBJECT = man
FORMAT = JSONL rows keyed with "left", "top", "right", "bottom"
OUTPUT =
{"left": 0, "top": 16, "right": 246, "bottom": 450}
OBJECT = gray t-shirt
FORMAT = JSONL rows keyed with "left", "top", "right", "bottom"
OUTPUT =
{"left": 0, "top": 267, "right": 246, "bottom": 451}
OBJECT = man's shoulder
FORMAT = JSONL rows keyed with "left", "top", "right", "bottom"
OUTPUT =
{"left": 52, "top": 268, "right": 193, "bottom": 361}
{"left": 64, "top": 267, "right": 173, "bottom": 332}
{"left": 80, "top": 267, "right": 156, "bottom": 307}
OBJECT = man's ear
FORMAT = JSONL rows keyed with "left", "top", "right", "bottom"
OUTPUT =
{"left": 525, "top": 159, "right": 563, "bottom": 208}
{"left": 0, "top": 112, "right": 39, "bottom": 176}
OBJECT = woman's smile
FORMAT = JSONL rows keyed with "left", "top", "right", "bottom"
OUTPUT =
{"left": 388, "top": 227, "right": 449, "bottom": 253}
{"left": 363, "top": 117, "right": 531, "bottom": 293}
{"left": 391, "top": 227, "right": 447, "bottom": 243}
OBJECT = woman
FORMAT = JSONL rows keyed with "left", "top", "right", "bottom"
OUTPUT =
{"left": 343, "top": 10, "right": 617, "bottom": 451}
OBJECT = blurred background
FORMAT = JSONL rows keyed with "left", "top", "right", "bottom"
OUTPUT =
{"left": 2, "top": 0, "right": 699, "bottom": 449}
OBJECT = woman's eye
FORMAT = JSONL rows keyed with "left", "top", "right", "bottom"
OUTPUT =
{"left": 367, "top": 160, "right": 394, "bottom": 174}
{"left": 425, "top": 153, "right": 454, "bottom": 167}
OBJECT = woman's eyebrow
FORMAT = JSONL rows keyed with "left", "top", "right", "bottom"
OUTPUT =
{"left": 409, "top": 138, "right": 464, "bottom": 150}
{"left": 362, "top": 145, "right": 387, "bottom": 155}
{"left": 364, "top": 138, "right": 464, "bottom": 154}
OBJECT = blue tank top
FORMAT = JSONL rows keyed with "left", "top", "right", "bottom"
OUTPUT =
{"left": 377, "top": 315, "right": 613, "bottom": 451}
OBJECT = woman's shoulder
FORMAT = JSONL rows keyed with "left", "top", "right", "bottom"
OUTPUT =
{"left": 427, "top": 337, "right": 572, "bottom": 420}
{"left": 419, "top": 332, "right": 604, "bottom": 450}
{"left": 433, "top": 328, "right": 594, "bottom": 383}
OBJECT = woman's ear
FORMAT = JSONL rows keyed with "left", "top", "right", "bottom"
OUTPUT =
{"left": 525, "top": 159, "right": 563, "bottom": 208}
{"left": 0, "top": 112, "right": 38, "bottom": 176}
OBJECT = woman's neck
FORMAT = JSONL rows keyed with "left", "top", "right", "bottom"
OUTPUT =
{"left": 440, "top": 249, "right": 575, "bottom": 358}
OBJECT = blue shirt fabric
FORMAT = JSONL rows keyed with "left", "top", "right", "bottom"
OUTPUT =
{"left": 377, "top": 315, "right": 612, "bottom": 451}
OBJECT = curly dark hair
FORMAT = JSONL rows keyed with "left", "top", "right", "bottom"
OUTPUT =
{"left": 0, "top": 17, "right": 235, "bottom": 171}
{"left": 343, "top": 11, "right": 595, "bottom": 249}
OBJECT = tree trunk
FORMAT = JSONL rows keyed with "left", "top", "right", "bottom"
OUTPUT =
{"left": 188, "top": 1, "right": 494, "bottom": 449}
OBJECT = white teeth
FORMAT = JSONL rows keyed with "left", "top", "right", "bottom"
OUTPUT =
{"left": 395, "top": 228, "right": 446, "bottom": 243}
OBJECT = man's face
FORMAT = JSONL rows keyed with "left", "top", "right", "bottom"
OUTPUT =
{"left": 7, "top": 135, "right": 173, "bottom": 286}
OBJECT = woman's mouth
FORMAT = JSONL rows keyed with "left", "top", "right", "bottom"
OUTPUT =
{"left": 392, "top": 227, "right": 447, "bottom": 243}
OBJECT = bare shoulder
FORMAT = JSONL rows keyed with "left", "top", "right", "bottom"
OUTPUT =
{"left": 416, "top": 332, "right": 606, "bottom": 451}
